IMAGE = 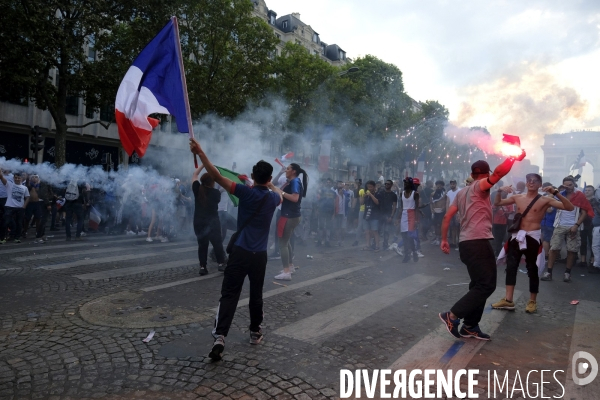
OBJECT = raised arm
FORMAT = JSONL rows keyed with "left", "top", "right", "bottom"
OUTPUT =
{"left": 541, "top": 186, "right": 574, "bottom": 211}
{"left": 192, "top": 165, "right": 205, "bottom": 182}
{"left": 493, "top": 187, "right": 516, "bottom": 206}
{"left": 479, "top": 150, "right": 525, "bottom": 191}
{"left": 0, "top": 169, "right": 6, "bottom": 186}
{"left": 189, "top": 138, "right": 235, "bottom": 194}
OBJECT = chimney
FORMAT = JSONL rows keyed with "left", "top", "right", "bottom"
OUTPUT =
{"left": 291, "top": 12, "right": 301, "bottom": 20}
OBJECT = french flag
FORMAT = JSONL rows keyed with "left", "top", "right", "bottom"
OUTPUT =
{"left": 115, "top": 17, "right": 192, "bottom": 158}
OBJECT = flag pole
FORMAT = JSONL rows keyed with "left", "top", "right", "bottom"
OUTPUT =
{"left": 172, "top": 16, "right": 198, "bottom": 168}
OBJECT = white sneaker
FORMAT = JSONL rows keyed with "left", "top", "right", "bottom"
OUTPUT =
{"left": 126, "top": 230, "right": 136, "bottom": 235}
{"left": 416, "top": 251, "right": 425, "bottom": 258}
{"left": 138, "top": 230, "right": 147, "bottom": 235}
{"left": 160, "top": 237, "right": 169, "bottom": 243}
{"left": 269, "top": 243, "right": 275, "bottom": 250}
{"left": 388, "top": 243, "right": 398, "bottom": 251}
{"left": 274, "top": 272, "right": 292, "bottom": 281}
{"left": 394, "top": 246, "right": 404, "bottom": 257}
{"left": 454, "top": 247, "right": 459, "bottom": 251}
{"left": 34, "top": 239, "right": 45, "bottom": 244}
{"left": 80, "top": 232, "right": 87, "bottom": 237}
{"left": 145, "top": 237, "right": 153, "bottom": 242}
{"left": 280, "top": 266, "right": 296, "bottom": 274}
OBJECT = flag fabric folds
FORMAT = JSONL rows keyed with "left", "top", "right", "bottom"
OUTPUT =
{"left": 215, "top": 166, "right": 247, "bottom": 207}
{"left": 115, "top": 17, "right": 191, "bottom": 157}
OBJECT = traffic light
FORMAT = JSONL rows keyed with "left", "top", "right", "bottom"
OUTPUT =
{"left": 30, "top": 125, "right": 44, "bottom": 164}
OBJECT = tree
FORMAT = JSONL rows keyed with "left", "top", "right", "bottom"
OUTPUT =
{"left": 180, "top": 0, "right": 279, "bottom": 118}
{"left": 0, "top": 0, "right": 158, "bottom": 166}
{"left": 271, "top": 42, "right": 336, "bottom": 129}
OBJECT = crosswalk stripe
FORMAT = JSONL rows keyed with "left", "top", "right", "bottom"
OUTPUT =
{"left": 564, "top": 300, "right": 600, "bottom": 399}
{"left": 140, "top": 249, "right": 399, "bottom": 294}
{"left": 273, "top": 274, "right": 440, "bottom": 344}
{"left": 36, "top": 246, "right": 197, "bottom": 270}
{"left": 12, "top": 241, "right": 190, "bottom": 261}
{"left": 0, "top": 235, "right": 146, "bottom": 254}
{"left": 73, "top": 258, "right": 200, "bottom": 280}
{"left": 387, "top": 288, "right": 523, "bottom": 371}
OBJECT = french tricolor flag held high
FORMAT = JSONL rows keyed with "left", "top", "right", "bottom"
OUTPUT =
{"left": 115, "top": 17, "right": 194, "bottom": 159}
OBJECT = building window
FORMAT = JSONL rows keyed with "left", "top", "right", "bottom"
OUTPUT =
{"left": 282, "top": 20, "right": 288, "bottom": 29}
{"left": 65, "top": 96, "right": 79, "bottom": 116}
{"left": 275, "top": 33, "right": 281, "bottom": 40}
{"left": 339, "top": 50, "right": 346, "bottom": 60}
{"left": 313, "top": 49, "right": 319, "bottom": 56}
{"left": 313, "top": 33, "right": 319, "bottom": 43}
{"left": 270, "top": 15, "right": 276, "bottom": 25}
{"left": 100, "top": 104, "right": 114, "bottom": 122}
{"left": 85, "top": 106, "right": 94, "bottom": 119}
{"left": 87, "top": 48, "right": 96, "bottom": 62}
{"left": 295, "top": 39, "right": 301, "bottom": 45}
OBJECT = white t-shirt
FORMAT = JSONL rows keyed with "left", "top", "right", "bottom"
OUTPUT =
{"left": 446, "top": 188, "right": 459, "bottom": 206}
{"left": 558, "top": 208, "right": 577, "bottom": 226}
{"left": 4, "top": 180, "right": 30, "bottom": 208}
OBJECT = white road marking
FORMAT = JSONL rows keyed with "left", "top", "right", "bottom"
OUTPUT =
{"left": 274, "top": 274, "right": 440, "bottom": 344}
{"left": 388, "top": 288, "right": 523, "bottom": 371}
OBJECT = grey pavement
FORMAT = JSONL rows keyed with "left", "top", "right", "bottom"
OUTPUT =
{"left": 1, "top": 228, "right": 600, "bottom": 399}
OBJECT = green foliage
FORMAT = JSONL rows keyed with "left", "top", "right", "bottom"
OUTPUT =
{"left": 181, "top": 0, "right": 279, "bottom": 118}
{"left": 0, "top": 0, "right": 174, "bottom": 166}
{"left": 271, "top": 42, "right": 336, "bottom": 129}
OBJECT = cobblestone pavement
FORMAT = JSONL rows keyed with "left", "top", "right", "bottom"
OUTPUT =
{"left": 1, "top": 229, "right": 600, "bottom": 399}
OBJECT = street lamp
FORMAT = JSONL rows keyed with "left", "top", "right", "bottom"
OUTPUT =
{"left": 338, "top": 67, "right": 359, "bottom": 77}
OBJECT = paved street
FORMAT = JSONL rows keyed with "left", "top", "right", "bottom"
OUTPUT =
{"left": 1, "top": 229, "right": 600, "bottom": 399}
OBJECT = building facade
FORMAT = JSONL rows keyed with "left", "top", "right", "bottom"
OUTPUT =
{"left": 252, "top": 0, "right": 348, "bottom": 66}
{"left": 541, "top": 131, "right": 600, "bottom": 186}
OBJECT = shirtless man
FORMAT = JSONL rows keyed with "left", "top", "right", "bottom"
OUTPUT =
{"left": 491, "top": 173, "right": 574, "bottom": 313}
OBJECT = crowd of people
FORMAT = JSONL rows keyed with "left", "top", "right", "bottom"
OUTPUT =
{"left": 2, "top": 144, "right": 600, "bottom": 358}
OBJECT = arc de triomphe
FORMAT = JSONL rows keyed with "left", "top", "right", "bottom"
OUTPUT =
{"left": 541, "top": 131, "right": 600, "bottom": 187}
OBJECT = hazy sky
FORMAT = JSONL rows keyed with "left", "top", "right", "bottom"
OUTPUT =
{"left": 265, "top": 0, "right": 600, "bottom": 170}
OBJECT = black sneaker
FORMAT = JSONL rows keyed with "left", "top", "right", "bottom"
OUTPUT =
{"left": 209, "top": 336, "right": 225, "bottom": 361}
{"left": 402, "top": 257, "right": 410, "bottom": 264}
{"left": 218, "top": 264, "right": 226, "bottom": 272}
{"left": 413, "top": 251, "right": 419, "bottom": 262}
{"left": 250, "top": 329, "right": 263, "bottom": 345}
{"left": 588, "top": 266, "right": 600, "bottom": 274}
{"left": 459, "top": 325, "right": 491, "bottom": 341}
{"left": 439, "top": 311, "right": 461, "bottom": 339}
{"left": 199, "top": 265, "right": 208, "bottom": 276}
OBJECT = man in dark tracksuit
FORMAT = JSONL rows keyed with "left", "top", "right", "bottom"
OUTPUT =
{"left": 190, "top": 138, "right": 281, "bottom": 361}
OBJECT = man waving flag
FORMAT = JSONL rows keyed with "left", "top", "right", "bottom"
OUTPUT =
{"left": 115, "top": 17, "right": 194, "bottom": 159}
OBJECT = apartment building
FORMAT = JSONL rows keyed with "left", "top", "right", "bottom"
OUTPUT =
{"left": 252, "top": 0, "right": 348, "bottom": 66}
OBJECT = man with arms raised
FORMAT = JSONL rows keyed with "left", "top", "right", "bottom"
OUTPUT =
{"left": 189, "top": 138, "right": 282, "bottom": 361}
{"left": 438, "top": 153, "right": 524, "bottom": 341}
{"left": 491, "top": 174, "right": 573, "bottom": 313}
